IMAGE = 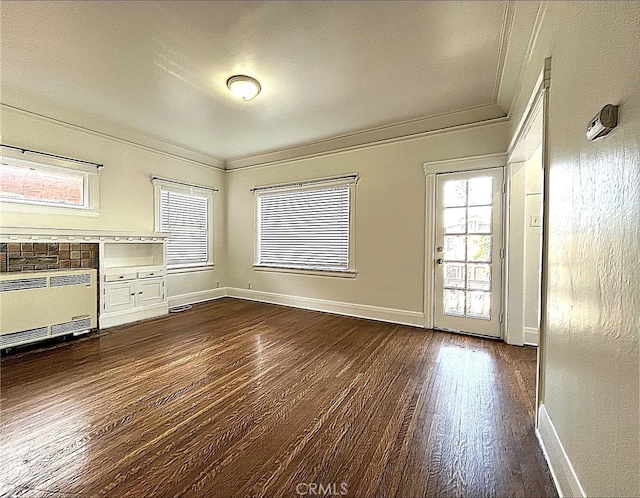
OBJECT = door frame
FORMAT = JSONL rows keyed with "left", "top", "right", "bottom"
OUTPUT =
{"left": 506, "top": 57, "right": 551, "bottom": 425}
{"left": 504, "top": 92, "right": 545, "bottom": 347}
{"left": 433, "top": 167, "right": 505, "bottom": 337}
{"left": 423, "top": 153, "right": 508, "bottom": 337}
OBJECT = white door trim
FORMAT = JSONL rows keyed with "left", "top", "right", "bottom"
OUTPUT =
{"left": 423, "top": 153, "right": 508, "bottom": 330}
{"left": 506, "top": 57, "right": 551, "bottom": 425}
{"left": 423, "top": 152, "right": 507, "bottom": 176}
{"left": 504, "top": 97, "right": 544, "bottom": 347}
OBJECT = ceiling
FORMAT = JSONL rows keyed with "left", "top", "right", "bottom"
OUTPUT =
{"left": 1, "top": 1, "right": 537, "bottom": 165}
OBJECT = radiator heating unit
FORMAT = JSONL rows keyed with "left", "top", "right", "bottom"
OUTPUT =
{"left": 0, "top": 269, "right": 97, "bottom": 349}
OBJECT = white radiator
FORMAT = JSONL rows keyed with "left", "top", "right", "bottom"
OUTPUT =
{"left": 0, "top": 269, "right": 97, "bottom": 348}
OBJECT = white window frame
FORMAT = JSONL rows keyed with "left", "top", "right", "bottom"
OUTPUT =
{"left": 253, "top": 175, "right": 358, "bottom": 278}
{"left": 0, "top": 152, "right": 100, "bottom": 217}
{"left": 153, "top": 177, "right": 215, "bottom": 272}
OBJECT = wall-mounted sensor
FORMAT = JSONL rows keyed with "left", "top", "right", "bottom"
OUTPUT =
{"left": 586, "top": 104, "right": 618, "bottom": 140}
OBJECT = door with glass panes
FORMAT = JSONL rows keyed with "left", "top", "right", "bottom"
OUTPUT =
{"left": 434, "top": 168, "right": 503, "bottom": 337}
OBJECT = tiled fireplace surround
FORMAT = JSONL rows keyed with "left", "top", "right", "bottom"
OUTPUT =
{"left": 0, "top": 242, "right": 99, "bottom": 273}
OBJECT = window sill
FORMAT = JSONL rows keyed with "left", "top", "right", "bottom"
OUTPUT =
{"left": 0, "top": 201, "right": 100, "bottom": 217}
{"left": 253, "top": 265, "right": 357, "bottom": 278}
{"left": 167, "top": 264, "right": 215, "bottom": 274}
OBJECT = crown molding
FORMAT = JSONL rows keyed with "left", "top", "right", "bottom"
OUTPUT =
{"left": 494, "top": 1, "right": 516, "bottom": 102}
{"left": 226, "top": 104, "right": 507, "bottom": 171}
{"left": 501, "top": 1, "right": 548, "bottom": 117}
{"left": 0, "top": 102, "right": 226, "bottom": 171}
{"left": 3, "top": 99, "right": 512, "bottom": 173}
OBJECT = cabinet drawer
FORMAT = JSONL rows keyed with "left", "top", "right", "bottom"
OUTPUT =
{"left": 138, "top": 269, "right": 165, "bottom": 279}
{"left": 104, "top": 272, "right": 137, "bottom": 282}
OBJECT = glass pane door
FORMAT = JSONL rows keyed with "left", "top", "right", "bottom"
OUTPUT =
{"left": 434, "top": 168, "right": 503, "bottom": 337}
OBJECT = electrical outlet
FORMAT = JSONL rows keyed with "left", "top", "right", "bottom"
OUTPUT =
{"left": 216, "top": 281, "right": 220, "bottom": 288}
{"left": 248, "top": 282, "right": 252, "bottom": 289}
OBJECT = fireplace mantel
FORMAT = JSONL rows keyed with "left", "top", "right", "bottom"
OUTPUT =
{"left": 0, "top": 226, "right": 170, "bottom": 243}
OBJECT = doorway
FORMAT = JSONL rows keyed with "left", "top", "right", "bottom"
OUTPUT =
{"left": 434, "top": 168, "right": 504, "bottom": 338}
{"left": 505, "top": 90, "right": 545, "bottom": 347}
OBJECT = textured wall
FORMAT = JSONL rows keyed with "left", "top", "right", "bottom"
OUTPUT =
{"left": 510, "top": 2, "right": 640, "bottom": 496}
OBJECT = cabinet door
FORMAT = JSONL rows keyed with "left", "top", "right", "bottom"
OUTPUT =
{"left": 104, "top": 282, "right": 136, "bottom": 313}
{"left": 135, "top": 278, "right": 165, "bottom": 307}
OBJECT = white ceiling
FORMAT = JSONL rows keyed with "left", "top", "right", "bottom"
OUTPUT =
{"left": 1, "top": 1, "right": 536, "bottom": 164}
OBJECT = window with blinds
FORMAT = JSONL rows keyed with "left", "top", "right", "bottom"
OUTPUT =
{"left": 160, "top": 189, "right": 210, "bottom": 267}
{"left": 257, "top": 184, "right": 351, "bottom": 271}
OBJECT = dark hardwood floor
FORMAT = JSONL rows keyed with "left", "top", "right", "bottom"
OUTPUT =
{"left": 0, "top": 298, "right": 557, "bottom": 497}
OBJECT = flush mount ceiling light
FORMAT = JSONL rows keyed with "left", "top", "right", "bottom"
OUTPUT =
{"left": 226, "top": 75, "right": 261, "bottom": 101}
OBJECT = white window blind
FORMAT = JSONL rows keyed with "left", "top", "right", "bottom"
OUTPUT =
{"left": 258, "top": 184, "right": 350, "bottom": 271}
{"left": 160, "top": 189, "right": 209, "bottom": 267}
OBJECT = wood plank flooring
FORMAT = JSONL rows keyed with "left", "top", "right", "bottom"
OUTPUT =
{"left": 0, "top": 298, "right": 557, "bottom": 497}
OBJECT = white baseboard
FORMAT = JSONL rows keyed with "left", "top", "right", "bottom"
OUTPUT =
{"left": 536, "top": 404, "right": 585, "bottom": 498}
{"left": 524, "top": 326, "right": 539, "bottom": 346}
{"left": 226, "top": 287, "right": 425, "bottom": 327}
{"left": 167, "top": 288, "right": 227, "bottom": 308}
{"left": 166, "top": 286, "right": 425, "bottom": 328}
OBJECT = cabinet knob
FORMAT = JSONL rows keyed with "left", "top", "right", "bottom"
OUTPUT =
{"left": 130, "top": 293, "right": 135, "bottom": 296}
{"left": 138, "top": 292, "right": 143, "bottom": 295}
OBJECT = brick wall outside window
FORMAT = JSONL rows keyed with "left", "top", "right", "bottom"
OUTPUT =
{"left": 0, "top": 163, "right": 84, "bottom": 206}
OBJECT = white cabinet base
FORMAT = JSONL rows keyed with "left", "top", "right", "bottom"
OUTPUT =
{"left": 100, "top": 275, "right": 168, "bottom": 329}
{"left": 99, "top": 238, "right": 169, "bottom": 329}
{"left": 99, "top": 302, "right": 168, "bottom": 329}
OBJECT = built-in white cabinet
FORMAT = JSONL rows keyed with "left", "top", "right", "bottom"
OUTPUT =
{"left": 136, "top": 277, "right": 165, "bottom": 307}
{"left": 103, "top": 276, "right": 165, "bottom": 313}
{"left": 104, "top": 280, "right": 136, "bottom": 313}
{"left": 0, "top": 228, "right": 170, "bottom": 331}
{"left": 99, "top": 238, "right": 169, "bottom": 329}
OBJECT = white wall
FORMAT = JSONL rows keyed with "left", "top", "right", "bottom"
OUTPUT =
{"left": 510, "top": 2, "right": 639, "bottom": 496}
{"left": 226, "top": 121, "right": 508, "bottom": 322}
{"left": 0, "top": 106, "right": 227, "bottom": 300}
{"left": 505, "top": 159, "right": 526, "bottom": 345}
{"left": 524, "top": 144, "right": 542, "bottom": 344}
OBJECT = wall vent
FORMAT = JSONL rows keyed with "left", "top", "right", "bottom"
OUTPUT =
{"left": 50, "top": 274, "right": 91, "bottom": 287}
{"left": 51, "top": 318, "right": 92, "bottom": 335}
{"left": 0, "top": 327, "right": 49, "bottom": 347}
{"left": 1, "top": 269, "right": 97, "bottom": 349}
{"left": 0, "top": 278, "right": 47, "bottom": 292}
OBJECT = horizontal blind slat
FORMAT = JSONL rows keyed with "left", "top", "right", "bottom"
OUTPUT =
{"left": 161, "top": 188, "right": 209, "bottom": 265}
{"left": 258, "top": 184, "right": 350, "bottom": 271}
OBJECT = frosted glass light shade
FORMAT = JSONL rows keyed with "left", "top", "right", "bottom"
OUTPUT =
{"left": 227, "top": 75, "right": 261, "bottom": 101}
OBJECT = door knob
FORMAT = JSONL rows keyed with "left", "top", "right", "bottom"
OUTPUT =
{"left": 436, "top": 259, "right": 444, "bottom": 265}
